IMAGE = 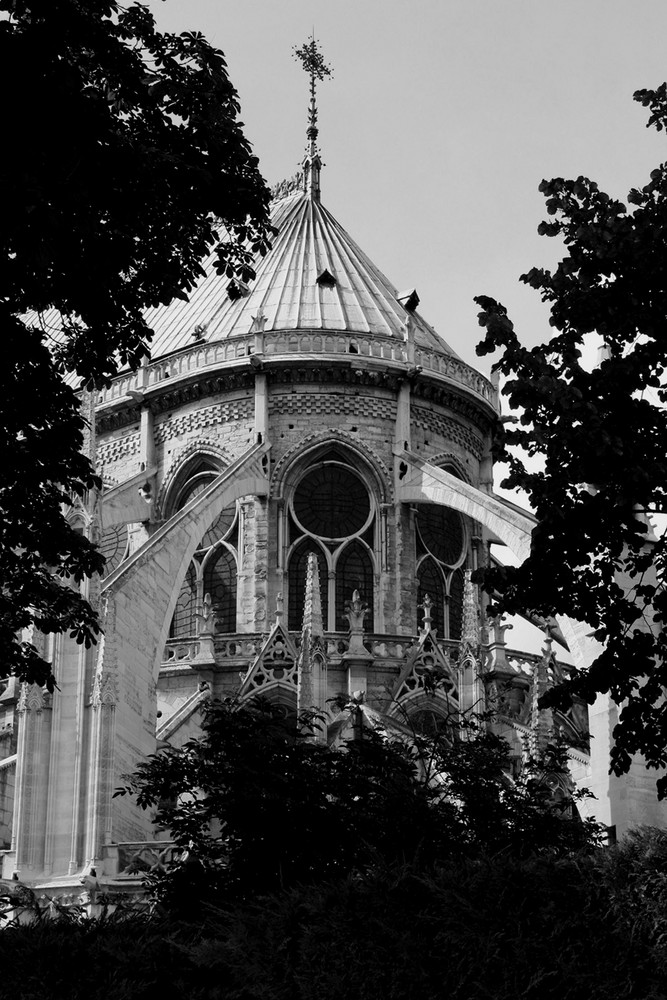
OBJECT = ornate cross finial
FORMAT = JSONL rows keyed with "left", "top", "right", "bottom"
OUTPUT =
{"left": 293, "top": 35, "right": 332, "bottom": 200}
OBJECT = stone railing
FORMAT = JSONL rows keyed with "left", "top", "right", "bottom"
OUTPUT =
{"left": 414, "top": 346, "right": 496, "bottom": 405}
{"left": 96, "top": 330, "right": 497, "bottom": 410}
{"left": 162, "top": 632, "right": 463, "bottom": 671}
{"left": 494, "top": 646, "right": 574, "bottom": 684}
{"left": 103, "top": 840, "right": 179, "bottom": 878}
{"left": 162, "top": 639, "right": 203, "bottom": 666}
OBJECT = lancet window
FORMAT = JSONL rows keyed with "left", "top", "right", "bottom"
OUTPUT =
{"left": 287, "top": 454, "right": 376, "bottom": 632}
{"left": 167, "top": 459, "right": 239, "bottom": 638}
{"left": 415, "top": 476, "right": 467, "bottom": 640}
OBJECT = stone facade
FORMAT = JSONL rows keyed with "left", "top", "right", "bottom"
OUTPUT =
{"left": 2, "top": 167, "right": 666, "bottom": 903}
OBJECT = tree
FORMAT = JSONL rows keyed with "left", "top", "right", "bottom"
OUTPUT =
{"left": 0, "top": 1, "right": 272, "bottom": 686}
{"left": 475, "top": 85, "right": 667, "bottom": 794}
{"left": 119, "top": 698, "right": 600, "bottom": 911}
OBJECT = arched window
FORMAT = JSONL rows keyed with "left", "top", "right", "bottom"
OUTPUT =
{"left": 416, "top": 556, "right": 445, "bottom": 636}
{"left": 170, "top": 564, "right": 197, "bottom": 638}
{"left": 287, "top": 456, "right": 376, "bottom": 632}
{"left": 203, "top": 547, "right": 238, "bottom": 634}
{"left": 98, "top": 523, "right": 129, "bottom": 577}
{"left": 415, "top": 498, "right": 467, "bottom": 639}
{"left": 166, "top": 455, "right": 239, "bottom": 637}
{"left": 409, "top": 707, "right": 453, "bottom": 737}
{"left": 288, "top": 541, "right": 327, "bottom": 632}
{"left": 335, "top": 541, "right": 374, "bottom": 631}
{"left": 447, "top": 569, "right": 464, "bottom": 641}
{"left": 169, "top": 459, "right": 220, "bottom": 514}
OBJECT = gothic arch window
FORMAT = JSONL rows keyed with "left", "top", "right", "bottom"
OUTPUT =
{"left": 415, "top": 485, "right": 467, "bottom": 638}
{"left": 409, "top": 707, "right": 454, "bottom": 738}
{"left": 167, "top": 455, "right": 239, "bottom": 637}
{"left": 448, "top": 568, "right": 464, "bottom": 641}
{"left": 334, "top": 541, "right": 374, "bottom": 632}
{"left": 202, "top": 545, "right": 238, "bottom": 634}
{"left": 170, "top": 563, "right": 197, "bottom": 638}
{"left": 286, "top": 453, "right": 377, "bottom": 632}
{"left": 168, "top": 458, "right": 220, "bottom": 515}
{"left": 98, "top": 523, "right": 129, "bottom": 577}
{"left": 288, "top": 541, "right": 327, "bottom": 631}
{"left": 416, "top": 556, "right": 445, "bottom": 637}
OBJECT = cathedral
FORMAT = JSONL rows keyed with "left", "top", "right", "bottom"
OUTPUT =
{"left": 1, "top": 69, "right": 666, "bottom": 907}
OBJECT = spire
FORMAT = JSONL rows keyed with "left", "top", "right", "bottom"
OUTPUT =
{"left": 460, "top": 569, "right": 480, "bottom": 656}
{"left": 302, "top": 551, "right": 324, "bottom": 640}
{"left": 532, "top": 628, "right": 556, "bottom": 752}
{"left": 297, "top": 552, "right": 327, "bottom": 730}
{"left": 293, "top": 35, "right": 332, "bottom": 202}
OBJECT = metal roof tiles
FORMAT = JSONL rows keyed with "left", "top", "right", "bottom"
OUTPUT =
{"left": 142, "top": 189, "right": 460, "bottom": 361}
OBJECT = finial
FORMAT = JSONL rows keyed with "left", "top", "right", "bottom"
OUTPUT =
{"left": 419, "top": 593, "right": 433, "bottom": 634}
{"left": 293, "top": 35, "right": 332, "bottom": 201}
{"left": 460, "top": 570, "right": 480, "bottom": 654}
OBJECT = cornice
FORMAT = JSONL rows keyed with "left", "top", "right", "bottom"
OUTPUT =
{"left": 95, "top": 354, "right": 496, "bottom": 437}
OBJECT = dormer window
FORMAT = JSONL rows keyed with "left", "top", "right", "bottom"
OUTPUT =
{"left": 397, "top": 288, "right": 420, "bottom": 312}
{"left": 316, "top": 268, "right": 336, "bottom": 288}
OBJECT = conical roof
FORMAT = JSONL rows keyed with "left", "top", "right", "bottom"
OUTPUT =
{"left": 143, "top": 181, "right": 460, "bottom": 361}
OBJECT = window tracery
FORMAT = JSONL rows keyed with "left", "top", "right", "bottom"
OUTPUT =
{"left": 287, "top": 454, "right": 377, "bottom": 632}
{"left": 167, "top": 457, "right": 238, "bottom": 638}
{"left": 415, "top": 467, "right": 468, "bottom": 640}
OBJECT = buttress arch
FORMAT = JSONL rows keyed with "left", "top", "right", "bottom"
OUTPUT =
{"left": 397, "top": 452, "right": 600, "bottom": 672}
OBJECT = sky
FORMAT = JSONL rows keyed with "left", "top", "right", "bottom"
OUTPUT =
{"left": 151, "top": 0, "right": 667, "bottom": 657}
{"left": 151, "top": 0, "right": 667, "bottom": 374}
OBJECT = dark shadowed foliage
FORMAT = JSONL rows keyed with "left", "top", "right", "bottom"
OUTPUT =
{"left": 475, "top": 84, "right": 667, "bottom": 794}
{"left": 0, "top": 0, "right": 271, "bottom": 687}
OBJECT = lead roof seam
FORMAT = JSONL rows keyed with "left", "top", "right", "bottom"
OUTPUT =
{"left": 315, "top": 203, "right": 352, "bottom": 332}
{"left": 310, "top": 201, "right": 325, "bottom": 329}
{"left": 322, "top": 205, "right": 397, "bottom": 338}
{"left": 285, "top": 197, "right": 310, "bottom": 331}
{"left": 258, "top": 196, "right": 306, "bottom": 333}
{"left": 294, "top": 199, "right": 313, "bottom": 330}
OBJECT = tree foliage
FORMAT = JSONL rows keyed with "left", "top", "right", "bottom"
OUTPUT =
{"left": 119, "top": 698, "right": 600, "bottom": 912}
{"left": 5, "top": 831, "right": 667, "bottom": 999}
{"left": 476, "top": 85, "right": 667, "bottom": 794}
{"left": 0, "top": 0, "right": 272, "bottom": 686}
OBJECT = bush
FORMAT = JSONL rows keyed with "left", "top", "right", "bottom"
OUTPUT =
{"left": 3, "top": 844, "right": 667, "bottom": 1000}
{"left": 119, "top": 698, "right": 601, "bottom": 912}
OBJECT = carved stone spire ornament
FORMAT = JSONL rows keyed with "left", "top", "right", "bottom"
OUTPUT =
{"left": 419, "top": 593, "right": 433, "bottom": 635}
{"left": 293, "top": 35, "right": 332, "bottom": 201}
{"left": 458, "top": 569, "right": 484, "bottom": 714}
{"left": 296, "top": 553, "right": 327, "bottom": 730}
{"left": 532, "top": 630, "right": 556, "bottom": 752}
{"left": 344, "top": 589, "right": 370, "bottom": 655}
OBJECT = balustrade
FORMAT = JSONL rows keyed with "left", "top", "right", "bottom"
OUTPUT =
{"left": 95, "top": 330, "right": 496, "bottom": 409}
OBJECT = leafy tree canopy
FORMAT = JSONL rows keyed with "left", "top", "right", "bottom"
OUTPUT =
{"left": 475, "top": 85, "right": 667, "bottom": 794}
{"left": 0, "top": 0, "right": 272, "bottom": 686}
{"left": 119, "top": 698, "right": 600, "bottom": 911}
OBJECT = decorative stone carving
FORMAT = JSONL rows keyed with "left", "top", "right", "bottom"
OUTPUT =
{"left": 90, "top": 671, "right": 117, "bottom": 709}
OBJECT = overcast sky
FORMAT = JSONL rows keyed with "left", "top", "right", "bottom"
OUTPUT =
{"left": 152, "top": 0, "right": 667, "bottom": 373}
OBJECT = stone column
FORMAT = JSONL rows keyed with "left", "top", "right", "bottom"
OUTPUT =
{"left": 10, "top": 684, "right": 52, "bottom": 878}
{"left": 84, "top": 670, "right": 117, "bottom": 872}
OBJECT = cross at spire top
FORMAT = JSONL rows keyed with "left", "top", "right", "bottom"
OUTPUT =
{"left": 293, "top": 35, "right": 333, "bottom": 201}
